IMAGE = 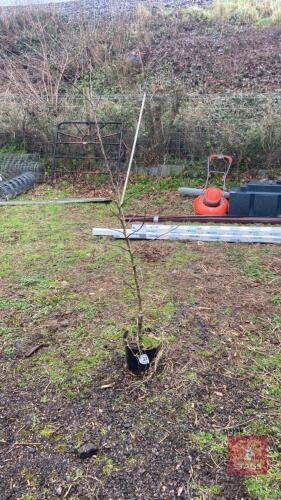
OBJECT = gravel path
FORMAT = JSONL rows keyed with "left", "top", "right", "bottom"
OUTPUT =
{"left": 58, "top": 0, "right": 211, "bottom": 18}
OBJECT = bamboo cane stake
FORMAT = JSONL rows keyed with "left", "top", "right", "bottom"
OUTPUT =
{"left": 120, "top": 92, "right": 146, "bottom": 206}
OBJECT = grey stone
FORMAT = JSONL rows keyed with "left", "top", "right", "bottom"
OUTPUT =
{"left": 77, "top": 442, "right": 99, "bottom": 459}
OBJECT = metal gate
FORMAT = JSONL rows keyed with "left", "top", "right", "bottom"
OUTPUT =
{"left": 52, "top": 121, "right": 123, "bottom": 180}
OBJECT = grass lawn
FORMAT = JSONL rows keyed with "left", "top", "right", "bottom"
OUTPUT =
{"left": 0, "top": 176, "right": 280, "bottom": 499}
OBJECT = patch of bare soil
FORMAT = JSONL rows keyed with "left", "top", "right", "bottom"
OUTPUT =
{"left": 0, "top": 331, "right": 252, "bottom": 499}
{"left": 57, "top": 0, "right": 211, "bottom": 19}
{"left": 145, "top": 23, "right": 281, "bottom": 91}
{"left": 136, "top": 243, "right": 173, "bottom": 262}
{"left": 33, "top": 176, "right": 117, "bottom": 199}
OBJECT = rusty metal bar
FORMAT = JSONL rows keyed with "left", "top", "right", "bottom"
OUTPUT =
{"left": 124, "top": 215, "right": 281, "bottom": 225}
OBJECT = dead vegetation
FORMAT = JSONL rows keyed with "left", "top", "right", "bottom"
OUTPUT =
{"left": 207, "top": 0, "right": 281, "bottom": 24}
{"left": 1, "top": 5, "right": 281, "bottom": 170}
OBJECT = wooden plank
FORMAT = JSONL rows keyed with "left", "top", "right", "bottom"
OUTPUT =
{"left": 0, "top": 197, "right": 111, "bottom": 206}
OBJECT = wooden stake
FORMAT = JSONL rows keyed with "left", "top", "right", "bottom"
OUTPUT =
{"left": 120, "top": 92, "right": 146, "bottom": 206}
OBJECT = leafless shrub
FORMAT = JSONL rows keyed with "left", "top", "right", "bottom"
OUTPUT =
{"left": 178, "top": 94, "right": 281, "bottom": 170}
{"left": 141, "top": 90, "right": 184, "bottom": 166}
{"left": 0, "top": 8, "right": 281, "bottom": 173}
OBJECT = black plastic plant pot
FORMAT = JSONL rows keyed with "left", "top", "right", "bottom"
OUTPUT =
{"left": 125, "top": 345, "right": 158, "bottom": 375}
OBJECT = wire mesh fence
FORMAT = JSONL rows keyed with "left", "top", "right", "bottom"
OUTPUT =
{"left": 0, "top": 153, "right": 41, "bottom": 181}
{"left": 1, "top": 92, "right": 281, "bottom": 173}
{"left": 0, "top": 153, "right": 42, "bottom": 199}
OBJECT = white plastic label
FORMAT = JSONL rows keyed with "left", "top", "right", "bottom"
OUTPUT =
{"left": 139, "top": 354, "right": 150, "bottom": 365}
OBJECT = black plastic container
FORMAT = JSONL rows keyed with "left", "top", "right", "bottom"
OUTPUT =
{"left": 229, "top": 180, "right": 281, "bottom": 217}
{"left": 125, "top": 345, "right": 158, "bottom": 375}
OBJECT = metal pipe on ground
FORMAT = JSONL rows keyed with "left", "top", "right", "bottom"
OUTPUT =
{"left": 178, "top": 187, "right": 230, "bottom": 198}
{"left": 124, "top": 215, "right": 281, "bottom": 225}
{"left": 0, "top": 197, "right": 111, "bottom": 206}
